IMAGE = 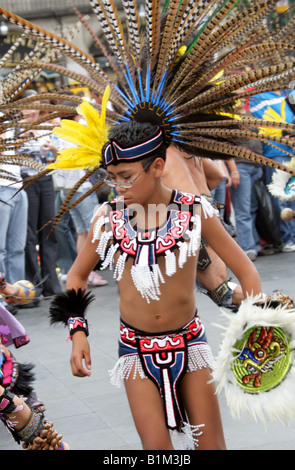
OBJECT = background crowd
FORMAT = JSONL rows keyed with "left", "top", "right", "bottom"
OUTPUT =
{"left": 0, "top": 87, "right": 110, "bottom": 314}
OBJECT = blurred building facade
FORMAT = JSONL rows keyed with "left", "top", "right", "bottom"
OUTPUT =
{"left": 0, "top": 0, "right": 143, "bottom": 89}
{"left": 0, "top": 1, "right": 93, "bottom": 18}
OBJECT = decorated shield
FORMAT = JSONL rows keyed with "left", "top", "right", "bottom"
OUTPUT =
{"left": 213, "top": 295, "right": 295, "bottom": 425}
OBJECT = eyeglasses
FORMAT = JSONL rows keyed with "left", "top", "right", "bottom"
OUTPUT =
{"left": 104, "top": 161, "right": 152, "bottom": 189}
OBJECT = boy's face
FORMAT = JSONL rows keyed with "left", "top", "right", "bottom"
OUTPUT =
{"left": 106, "top": 160, "right": 157, "bottom": 206}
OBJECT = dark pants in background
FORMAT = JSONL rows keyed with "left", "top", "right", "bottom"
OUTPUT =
{"left": 24, "top": 175, "right": 61, "bottom": 297}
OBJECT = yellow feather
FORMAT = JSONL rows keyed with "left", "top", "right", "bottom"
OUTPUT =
{"left": 48, "top": 148, "right": 100, "bottom": 169}
{"left": 48, "top": 86, "right": 110, "bottom": 170}
{"left": 77, "top": 100, "right": 101, "bottom": 133}
{"left": 54, "top": 120, "right": 93, "bottom": 147}
{"left": 100, "top": 85, "right": 111, "bottom": 123}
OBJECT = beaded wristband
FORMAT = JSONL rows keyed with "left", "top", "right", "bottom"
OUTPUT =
{"left": 67, "top": 317, "right": 89, "bottom": 338}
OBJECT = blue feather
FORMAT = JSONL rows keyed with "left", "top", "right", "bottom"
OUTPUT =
{"left": 145, "top": 67, "right": 151, "bottom": 102}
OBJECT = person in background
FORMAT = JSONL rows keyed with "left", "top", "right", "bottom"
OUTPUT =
{"left": 230, "top": 96, "right": 265, "bottom": 262}
{"left": 17, "top": 89, "right": 61, "bottom": 303}
{"left": 0, "top": 127, "right": 28, "bottom": 286}
{"left": 249, "top": 89, "right": 295, "bottom": 253}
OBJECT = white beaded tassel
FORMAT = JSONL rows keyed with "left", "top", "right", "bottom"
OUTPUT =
{"left": 187, "top": 344, "right": 215, "bottom": 372}
{"left": 171, "top": 422, "right": 205, "bottom": 450}
{"left": 114, "top": 252, "right": 128, "bottom": 281}
{"left": 151, "top": 263, "right": 165, "bottom": 296}
{"left": 91, "top": 212, "right": 108, "bottom": 242}
{"left": 101, "top": 243, "right": 119, "bottom": 270}
{"left": 200, "top": 195, "right": 217, "bottom": 218}
{"left": 165, "top": 250, "right": 177, "bottom": 276}
{"left": 188, "top": 214, "right": 201, "bottom": 256}
{"left": 96, "top": 230, "right": 112, "bottom": 259}
{"left": 178, "top": 241, "right": 188, "bottom": 268}
{"left": 109, "top": 355, "right": 147, "bottom": 387}
{"left": 92, "top": 217, "right": 103, "bottom": 242}
{"left": 131, "top": 265, "right": 160, "bottom": 303}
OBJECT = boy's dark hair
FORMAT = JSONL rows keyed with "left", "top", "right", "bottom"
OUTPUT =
{"left": 108, "top": 121, "right": 167, "bottom": 165}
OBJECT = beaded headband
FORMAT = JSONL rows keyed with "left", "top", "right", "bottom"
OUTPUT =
{"left": 102, "top": 127, "right": 166, "bottom": 167}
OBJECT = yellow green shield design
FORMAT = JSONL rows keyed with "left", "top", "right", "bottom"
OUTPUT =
{"left": 232, "top": 326, "right": 293, "bottom": 393}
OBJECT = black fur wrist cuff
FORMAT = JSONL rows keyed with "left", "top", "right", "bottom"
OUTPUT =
{"left": 49, "top": 288, "right": 95, "bottom": 331}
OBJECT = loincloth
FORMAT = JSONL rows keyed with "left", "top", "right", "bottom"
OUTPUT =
{"left": 109, "top": 312, "right": 214, "bottom": 442}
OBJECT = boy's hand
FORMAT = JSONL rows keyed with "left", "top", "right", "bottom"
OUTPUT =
{"left": 70, "top": 331, "right": 91, "bottom": 377}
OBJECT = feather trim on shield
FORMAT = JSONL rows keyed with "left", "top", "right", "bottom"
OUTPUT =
{"left": 213, "top": 295, "right": 295, "bottom": 425}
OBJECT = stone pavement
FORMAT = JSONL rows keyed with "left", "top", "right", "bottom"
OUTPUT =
{"left": 1, "top": 251, "right": 295, "bottom": 451}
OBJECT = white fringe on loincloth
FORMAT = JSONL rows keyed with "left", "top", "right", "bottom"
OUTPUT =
{"left": 109, "top": 343, "right": 215, "bottom": 450}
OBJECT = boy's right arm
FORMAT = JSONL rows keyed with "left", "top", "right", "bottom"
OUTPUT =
{"left": 65, "top": 210, "right": 106, "bottom": 377}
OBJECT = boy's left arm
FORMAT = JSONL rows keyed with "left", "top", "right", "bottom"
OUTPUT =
{"left": 201, "top": 212, "right": 262, "bottom": 299}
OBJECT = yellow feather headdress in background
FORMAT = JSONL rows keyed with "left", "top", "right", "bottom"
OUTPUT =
{"left": 259, "top": 101, "right": 286, "bottom": 138}
{"left": 47, "top": 85, "right": 111, "bottom": 170}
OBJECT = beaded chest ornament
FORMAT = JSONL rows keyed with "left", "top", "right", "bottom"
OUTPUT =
{"left": 92, "top": 189, "right": 216, "bottom": 302}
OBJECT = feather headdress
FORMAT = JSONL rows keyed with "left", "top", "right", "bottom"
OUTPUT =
{"left": 1, "top": 1, "right": 295, "bottom": 202}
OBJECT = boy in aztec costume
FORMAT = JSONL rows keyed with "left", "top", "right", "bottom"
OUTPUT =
{"left": 0, "top": 270, "right": 69, "bottom": 450}
{"left": 51, "top": 119, "right": 263, "bottom": 450}
{"left": 0, "top": 0, "right": 295, "bottom": 449}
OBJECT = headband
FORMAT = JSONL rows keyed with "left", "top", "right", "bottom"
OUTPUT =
{"left": 102, "top": 127, "right": 166, "bottom": 167}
